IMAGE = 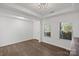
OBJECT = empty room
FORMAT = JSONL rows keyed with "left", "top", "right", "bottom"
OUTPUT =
{"left": 0, "top": 3, "right": 79, "bottom": 56}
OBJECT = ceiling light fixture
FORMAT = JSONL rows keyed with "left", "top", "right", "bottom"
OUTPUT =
{"left": 38, "top": 3, "right": 48, "bottom": 8}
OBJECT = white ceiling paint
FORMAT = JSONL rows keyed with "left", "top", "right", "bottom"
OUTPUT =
{"left": 0, "top": 3, "right": 78, "bottom": 20}
{"left": 15, "top": 3, "right": 73, "bottom": 16}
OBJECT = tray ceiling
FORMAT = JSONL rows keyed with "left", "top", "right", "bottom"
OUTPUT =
{"left": 0, "top": 3, "right": 78, "bottom": 20}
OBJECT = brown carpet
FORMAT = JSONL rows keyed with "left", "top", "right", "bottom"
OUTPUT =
{"left": 0, "top": 39, "right": 70, "bottom": 56}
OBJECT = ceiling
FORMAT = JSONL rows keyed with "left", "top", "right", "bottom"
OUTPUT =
{"left": 0, "top": 3, "right": 78, "bottom": 20}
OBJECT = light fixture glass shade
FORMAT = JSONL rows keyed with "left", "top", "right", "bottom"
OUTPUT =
{"left": 38, "top": 3, "right": 48, "bottom": 8}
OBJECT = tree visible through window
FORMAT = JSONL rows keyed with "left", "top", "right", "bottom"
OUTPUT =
{"left": 60, "top": 22, "right": 72, "bottom": 40}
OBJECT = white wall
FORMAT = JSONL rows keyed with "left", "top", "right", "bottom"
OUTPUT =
{"left": 33, "top": 20, "right": 40, "bottom": 41}
{"left": 41, "top": 11, "right": 79, "bottom": 50}
{"left": 0, "top": 16, "right": 33, "bottom": 47}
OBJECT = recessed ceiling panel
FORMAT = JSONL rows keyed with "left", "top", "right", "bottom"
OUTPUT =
{"left": 0, "top": 3, "right": 74, "bottom": 19}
